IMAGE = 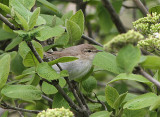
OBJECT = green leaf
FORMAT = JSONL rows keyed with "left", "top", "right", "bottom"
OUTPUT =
{"left": 96, "top": 4, "right": 112, "bottom": 33}
{"left": 113, "top": 92, "right": 128, "bottom": 109}
{"left": 70, "top": 10, "right": 84, "bottom": 33}
{"left": 0, "top": 28, "right": 17, "bottom": 41}
{"left": 123, "top": 93, "right": 157, "bottom": 110}
{"left": 1, "top": 111, "right": 9, "bottom": 117}
{"left": 14, "top": 71, "right": 35, "bottom": 80}
{"left": 105, "top": 85, "right": 119, "bottom": 108}
{"left": 36, "top": 26, "right": 65, "bottom": 41}
{"left": 18, "top": 0, "right": 36, "bottom": 10}
{"left": 54, "top": 32, "right": 69, "bottom": 47}
{"left": 15, "top": 12, "right": 29, "bottom": 31}
{"left": 10, "top": 0, "right": 46, "bottom": 26}
{"left": 37, "top": 0, "right": 62, "bottom": 17}
{"left": 90, "top": 111, "right": 111, "bottom": 117}
{"left": 42, "top": 78, "right": 66, "bottom": 94}
{"left": 93, "top": 52, "right": 123, "bottom": 74}
{"left": 62, "top": 11, "right": 73, "bottom": 22}
{"left": 66, "top": 20, "right": 82, "bottom": 45}
{"left": 10, "top": 53, "right": 25, "bottom": 75}
{"left": 48, "top": 56, "right": 78, "bottom": 65}
{"left": 140, "top": 56, "right": 160, "bottom": 69}
{"left": 0, "top": 3, "right": 10, "bottom": 14}
{"left": 36, "top": 62, "right": 60, "bottom": 81}
{"left": 28, "top": 7, "right": 40, "bottom": 30}
{"left": 0, "top": 54, "right": 10, "bottom": 89}
{"left": 122, "top": 109, "right": 147, "bottom": 117}
{"left": 108, "top": 73, "right": 152, "bottom": 85}
{"left": 40, "top": 14, "right": 64, "bottom": 26}
{"left": 149, "top": 5, "right": 160, "bottom": 14}
{"left": 149, "top": 96, "right": 160, "bottom": 111}
{"left": 52, "top": 92, "right": 74, "bottom": 109}
{"left": 18, "top": 41, "right": 43, "bottom": 67}
{"left": 82, "top": 76, "right": 97, "bottom": 92}
{"left": 1, "top": 85, "right": 42, "bottom": 101}
{"left": 116, "top": 45, "right": 141, "bottom": 73}
{"left": 5, "top": 36, "right": 23, "bottom": 51}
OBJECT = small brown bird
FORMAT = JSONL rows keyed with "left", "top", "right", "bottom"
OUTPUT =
{"left": 44, "top": 44, "right": 102, "bottom": 81}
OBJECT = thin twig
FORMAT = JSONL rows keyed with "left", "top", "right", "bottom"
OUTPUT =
{"left": 82, "top": 35, "right": 103, "bottom": 47}
{"left": 101, "top": 0, "right": 126, "bottom": 33}
{"left": 27, "top": 41, "right": 44, "bottom": 63}
{"left": 139, "top": 68, "right": 160, "bottom": 89}
{"left": 133, "top": 0, "right": 149, "bottom": 16}
{"left": 94, "top": 93, "right": 107, "bottom": 111}
{"left": 0, "top": 13, "right": 17, "bottom": 30}
{"left": 0, "top": 103, "right": 41, "bottom": 114}
{"left": 42, "top": 94, "right": 53, "bottom": 103}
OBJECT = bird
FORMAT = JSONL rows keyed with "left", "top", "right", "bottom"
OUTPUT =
{"left": 43, "top": 44, "right": 102, "bottom": 81}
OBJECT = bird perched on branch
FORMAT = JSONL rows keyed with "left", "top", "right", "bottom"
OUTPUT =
{"left": 44, "top": 44, "right": 102, "bottom": 81}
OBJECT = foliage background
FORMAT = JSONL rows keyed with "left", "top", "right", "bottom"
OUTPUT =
{"left": 0, "top": 0, "right": 160, "bottom": 117}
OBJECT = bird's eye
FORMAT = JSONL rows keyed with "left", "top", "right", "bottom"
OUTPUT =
{"left": 87, "top": 50, "right": 92, "bottom": 52}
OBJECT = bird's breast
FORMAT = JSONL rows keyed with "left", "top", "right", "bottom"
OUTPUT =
{"left": 52, "top": 59, "right": 92, "bottom": 80}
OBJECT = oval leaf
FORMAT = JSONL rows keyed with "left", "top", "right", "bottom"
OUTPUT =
{"left": 1, "top": 85, "right": 42, "bottom": 101}
{"left": 0, "top": 54, "right": 10, "bottom": 89}
{"left": 123, "top": 93, "right": 157, "bottom": 110}
{"left": 90, "top": 111, "right": 111, "bottom": 117}
{"left": 36, "top": 62, "right": 60, "bottom": 81}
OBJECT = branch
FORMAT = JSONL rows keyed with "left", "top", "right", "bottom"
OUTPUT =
{"left": 27, "top": 41, "right": 44, "bottom": 63}
{"left": 0, "top": 103, "right": 41, "bottom": 114}
{"left": 0, "top": 13, "right": 17, "bottom": 30}
{"left": 81, "top": 35, "right": 103, "bottom": 47}
{"left": 42, "top": 94, "right": 53, "bottom": 103}
{"left": 101, "top": 0, "right": 126, "bottom": 33}
{"left": 133, "top": 0, "right": 149, "bottom": 16}
{"left": 139, "top": 68, "right": 160, "bottom": 89}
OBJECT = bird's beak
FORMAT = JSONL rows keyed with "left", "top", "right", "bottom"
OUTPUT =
{"left": 96, "top": 50, "right": 103, "bottom": 52}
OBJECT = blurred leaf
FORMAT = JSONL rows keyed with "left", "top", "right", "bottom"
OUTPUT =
{"left": 82, "top": 76, "right": 97, "bottom": 93}
{"left": 149, "top": 96, "right": 160, "bottom": 111}
{"left": 116, "top": 45, "right": 141, "bottom": 73}
{"left": 19, "top": 41, "right": 43, "bottom": 67}
{"left": 0, "top": 54, "right": 10, "bottom": 89}
{"left": 42, "top": 78, "right": 66, "bottom": 94}
{"left": 36, "top": 26, "right": 65, "bottom": 41}
{"left": 140, "top": 56, "right": 160, "bottom": 69}
{"left": 0, "top": 28, "right": 17, "bottom": 41}
{"left": 1, "top": 111, "right": 9, "bottom": 117}
{"left": 108, "top": 73, "right": 152, "bottom": 85}
{"left": 105, "top": 85, "right": 119, "bottom": 108}
{"left": 36, "top": 62, "right": 60, "bottom": 81}
{"left": 90, "top": 111, "right": 111, "bottom": 117}
{"left": 113, "top": 92, "right": 127, "bottom": 109}
{"left": 123, "top": 93, "right": 157, "bottom": 110}
{"left": 40, "top": 14, "right": 64, "bottom": 26}
{"left": 18, "top": 0, "right": 36, "bottom": 10}
{"left": 1, "top": 85, "right": 42, "bottom": 101}
{"left": 5, "top": 36, "right": 23, "bottom": 51}
{"left": 15, "top": 11, "right": 29, "bottom": 31}
{"left": 70, "top": 10, "right": 84, "bottom": 34}
{"left": 111, "top": 0, "right": 123, "bottom": 13}
{"left": 97, "top": 4, "right": 112, "bottom": 33}
{"left": 52, "top": 91, "right": 73, "bottom": 109}
{"left": 10, "top": 53, "right": 26, "bottom": 75}
{"left": 0, "top": 3, "right": 10, "bottom": 14}
{"left": 149, "top": 5, "right": 160, "bottom": 14}
{"left": 62, "top": 11, "right": 73, "bottom": 22}
{"left": 66, "top": 20, "right": 82, "bottom": 45}
{"left": 14, "top": 71, "right": 35, "bottom": 80}
{"left": 48, "top": 56, "right": 78, "bottom": 65}
{"left": 54, "top": 32, "right": 69, "bottom": 47}
{"left": 30, "top": 73, "right": 40, "bottom": 86}
{"left": 28, "top": 7, "right": 40, "bottom": 30}
{"left": 93, "top": 52, "right": 123, "bottom": 74}
{"left": 122, "top": 109, "right": 147, "bottom": 117}
{"left": 37, "top": 0, "right": 62, "bottom": 17}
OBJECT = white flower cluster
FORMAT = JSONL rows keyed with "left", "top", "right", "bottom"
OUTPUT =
{"left": 37, "top": 107, "right": 73, "bottom": 117}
